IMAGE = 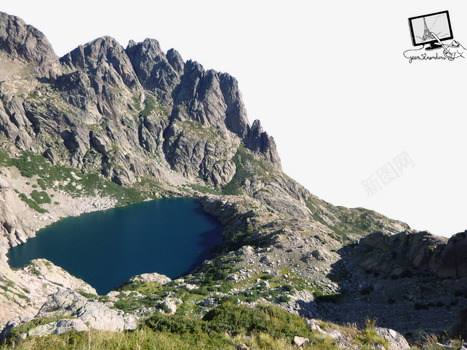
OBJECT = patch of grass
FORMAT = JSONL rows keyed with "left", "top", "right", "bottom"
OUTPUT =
{"left": 4, "top": 317, "right": 57, "bottom": 345}
{"left": 77, "top": 290, "right": 98, "bottom": 299}
{"left": 356, "top": 318, "right": 389, "bottom": 349}
{"left": 30, "top": 190, "right": 51, "bottom": 204}
{"left": 37, "top": 178, "right": 47, "bottom": 190}
{"left": 18, "top": 193, "right": 48, "bottom": 213}
{"left": 7, "top": 152, "right": 145, "bottom": 206}
{"left": 140, "top": 95, "right": 156, "bottom": 118}
{"left": 145, "top": 302, "right": 320, "bottom": 346}
{"left": 187, "top": 183, "right": 222, "bottom": 195}
{"left": 5, "top": 303, "right": 402, "bottom": 349}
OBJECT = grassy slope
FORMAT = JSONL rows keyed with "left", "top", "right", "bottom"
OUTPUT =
{"left": 2, "top": 302, "right": 392, "bottom": 350}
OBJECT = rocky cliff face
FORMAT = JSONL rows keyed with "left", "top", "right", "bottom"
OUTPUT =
{"left": 0, "top": 12, "right": 61, "bottom": 79}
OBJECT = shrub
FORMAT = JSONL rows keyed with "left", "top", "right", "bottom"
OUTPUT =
{"left": 30, "top": 190, "right": 51, "bottom": 204}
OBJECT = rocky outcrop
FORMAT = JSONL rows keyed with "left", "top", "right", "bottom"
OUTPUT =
{"left": 28, "top": 318, "right": 89, "bottom": 337}
{"left": 0, "top": 12, "right": 61, "bottom": 78}
{"left": 0, "top": 258, "right": 97, "bottom": 328}
{"left": 346, "top": 230, "right": 467, "bottom": 281}
{"left": 245, "top": 119, "right": 281, "bottom": 169}
{"left": 163, "top": 119, "right": 239, "bottom": 186}
{"left": 126, "top": 38, "right": 181, "bottom": 95}
{"left": 121, "top": 271, "right": 171, "bottom": 286}
{"left": 1, "top": 289, "right": 137, "bottom": 342}
{"left": 61, "top": 36, "right": 140, "bottom": 90}
{"left": 37, "top": 289, "right": 137, "bottom": 331}
{"left": 171, "top": 60, "right": 249, "bottom": 138}
{"left": 0, "top": 184, "right": 30, "bottom": 256}
{"left": 375, "top": 328, "right": 411, "bottom": 350}
{"left": 351, "top": 230, "right": 447, "bottom": 277}
{"left": 437, "top": 231, "right": 467, "bottom": 278}
{"left": 308, "top": 319, "right": 410, "bottom": 349}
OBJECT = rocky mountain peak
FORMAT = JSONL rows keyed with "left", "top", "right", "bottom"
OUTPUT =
{"left": 166, "top": 48, "right": 184, "bottom": 75}
{"left": 60, "top": 36, "right": 140, "bottom": 90}
{"left": 245, "top": 119, "right": 282, "bottom": 169}
{"left": 125, "top": 38, "right": 180, "bottom": 94}
{"left": 171, "top": 60, "right": 250, "bottom": 138}
{"left": 0, "top": 11, "right": 61, "bottom": 78}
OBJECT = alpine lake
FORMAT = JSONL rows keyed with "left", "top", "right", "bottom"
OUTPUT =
{"left": 7, "top": 198, "right": 223, "bottom": 295}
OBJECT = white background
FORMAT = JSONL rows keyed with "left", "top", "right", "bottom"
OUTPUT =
{"left": 2, "top": 1, "right": 466, "bottom": 237}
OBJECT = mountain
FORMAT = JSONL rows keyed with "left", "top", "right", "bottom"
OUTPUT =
{"left": 0, "top": 11, "right": 465, "bottom": 349}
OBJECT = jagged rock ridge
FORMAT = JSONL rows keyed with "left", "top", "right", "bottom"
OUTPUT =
{"left": 0, "top": 10, "right": 281, "bottom": 190}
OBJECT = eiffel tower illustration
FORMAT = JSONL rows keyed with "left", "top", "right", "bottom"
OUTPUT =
{"left": 421, "top": 18, "right": 435, "bottom": 42}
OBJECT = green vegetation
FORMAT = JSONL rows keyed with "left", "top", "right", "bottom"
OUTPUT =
{"left": 77, "top": 290, "right": 98, "bottom": 299}
{"left": 137, "top": 95, "right": 170, "bottom": 119}
{"left": 4, "top": 317, "right": 57, "bottom": 345}
{"left": 4, "top": 302, "right": 398, "bottom": 349}
{"left": 356, "top": 318, "right": 389, "bottom": 349}
{"left": 18, "top": 193, "right": 48, "bottom": 213}
{"left": 132, "top": 96, "right": 142, "bottom": 112}
{"left": 186, "top": 183, "right": 222, "bottom": 195}
{"left": 139, "top": 95, "right": 156, "bottom": 118}
{"left": 30, "top": 190, "right": 51, "bottom": 204}
{"left": 147, "top": 302, "right": 313, "bottom": 341}
{"left": 37, "top": 178, "right": 47, "bottom": 190}
{"left": 2, "top": 151, "right": 145, "bottom": 207}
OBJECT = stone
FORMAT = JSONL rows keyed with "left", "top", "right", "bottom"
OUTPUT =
{"left": 236, "top": 344, "right": 250, "bottom": 350}
{"left": 159, "top": 298, "right": 178, "bottom": 315}
{"left": 37, "top": 289, "right": 137, "bottom": 332}
{"left": 375, "top": 327, "right": 410, "bottom": 350}
{"left": 28, "top": 318, "right": 88, "bottom": 337}
{"left": 0, "top": 316, "right": 31, "bottom": 341}
{"left": 129, "top": 272, "right": 171, "bottom": 285}
{"left": 293, "top": 335, "right": 310, "bottom": 347}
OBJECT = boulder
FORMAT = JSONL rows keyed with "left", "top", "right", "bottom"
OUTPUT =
{"left": 375, "top": 327, "right": 410, "bottom": 350}
{"left": 37, "top": 289, "right": 137, "bottom": 332}
{"left": 28, "top": 319, "right": 88, "bottom": 337}
{"left": 437, "top": 231, "right": 467, "bottom": 278}
{"left": 121, "top": 272, "right": 171, "bottom": 288}
{"left": 293, "top": 335, "right": 310, "bottom": 347}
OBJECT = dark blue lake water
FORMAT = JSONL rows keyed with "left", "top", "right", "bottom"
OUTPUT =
{"left": 7, "top": 198, "right": 223, "bottom": 295}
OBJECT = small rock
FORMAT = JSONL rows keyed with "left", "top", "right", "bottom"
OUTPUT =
{"left": 293, "top": 336, "right": 310, "bottom": 347}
